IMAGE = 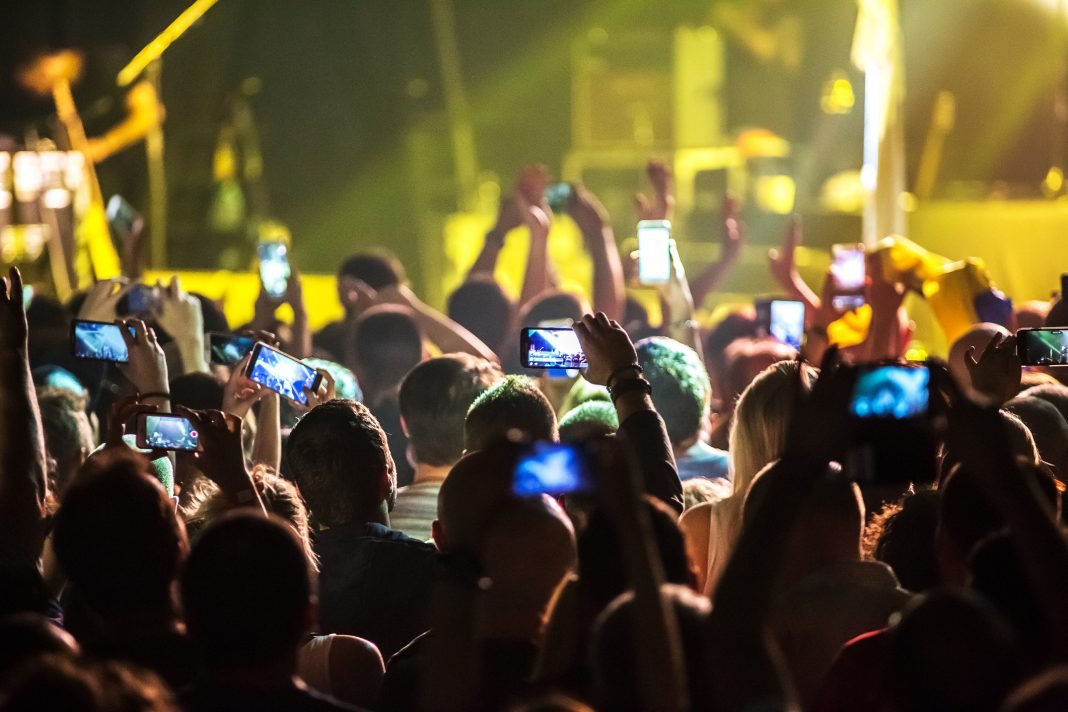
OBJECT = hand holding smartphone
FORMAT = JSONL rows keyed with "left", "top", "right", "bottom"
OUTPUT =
{"left": 1017, "top": 328, "right": 1068, "bottom": 367}
{"left": 245, "top": 342, "right": 322, "bottom": 405}
{"left": 830, "top": 243, "right": 866, "bottom": 312}
{"left": 258, "top": 241, "right": 291, "bottom": 299}
{"left": 71, "top": 319, "right": 137, "bottom": 362}
{"left": 136, "top": 413, "right": 200, "bottom": 451}
{"left": 756, "top": 298, "right": 805, "bottom": 350}
{"left": 208, "top": 332, "right": 256, "bottom": 366}
{"left": 520, "top": 327, "right": 587, "bottom": 370}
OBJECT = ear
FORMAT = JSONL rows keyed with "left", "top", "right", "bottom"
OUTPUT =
{"left": 400, "top": 415, "right": 409, "bottom": 438}
{"left": 378, "top": 465, "right": 394, "bottom": 508}
{"left": 431, "top": 519, "right": 447, "bottom": 552}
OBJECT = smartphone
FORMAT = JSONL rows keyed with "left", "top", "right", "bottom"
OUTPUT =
{"left": 755, "top": 298, "right": 805, "bottom": 350}
{"left": 1017, "top": 328, "right": 1068, "bottom": 367}
{"left": 513, "top": 441, "right": 592, "bottom": 496}
{"left": 545, "top": 183, "right": 572, "bottom": 213}
{"left": 136, "top": 413, "right": 200, "bottom": 451}
{"left": 850, "top": 364, "right": 931, "bottom": 419}
{"left": 520, "top": 327, "right": 587, "bottom": 370}
{"left": 257, "top": 241, "right": 291, "bottom": 299}
{"left": 207, "top": 332, "right": 256, "bottom": 366}
{"left": 245, "top": 342, "right": 323, "bottom": 405}
{"left": 118, "top": 284, "right": 159, "bottom": 317}
{"left": 637, "top": 220, "right": 672, "bottom": 285}
{"left": 106, "top": 194, "right": 139, "bottom": 235}
{"left": 71, "top": 320, "right": 136, "bottom": 363}
{"left": 831, "top": 243, "right": 866, "bottom": 312}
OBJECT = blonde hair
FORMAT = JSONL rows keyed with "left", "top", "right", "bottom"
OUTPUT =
{"left": 182, "top": 465, "right": 319, "bottom": 571}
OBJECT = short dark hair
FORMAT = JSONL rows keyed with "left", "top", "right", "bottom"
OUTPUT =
{"left": 1020, "top": 383, "right": 1068, "bottom": 422}
{"left": 181, "top": 513, "right": 311, "bottom": 669}
{"left": 168, "top": 373, "right": 224, "bottom": 412}
{"left": 464, "top": 375, "right": 558, "bottom": 451}
{"left": 286, "top": 400, "right": 393, "bottom": 528}
{"left": 446, "top": 277, "right": 515, "bottom": 354}
{"left": 36, "top": 387, "right": 92, "bottom": 491}
{"left": 338, "top": 252, "right": 406, "bottom": 290}
{"left": 351, "top": 306, "right": 424, "bottom": 392}
{"left": 52, "top": 450, "right": 184, "bottom": 617}
{"left": 636, "top": 337, "right": 710, "bottom": 445}
{"left": 703, "top": 311, "right": 758, "bottom": 374}
{"left": 399, "top": 354, "right": 502, "bottom": 467}
{"left": 872, "top": 489, "right": 941, "bottom": 592}
{"left": 520, "top": 291, "right": 584, "bottom": 326}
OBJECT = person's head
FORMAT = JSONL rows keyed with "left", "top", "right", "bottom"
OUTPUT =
{"left": 181, "top": 513, "right": 313, "bottom": 672}
{"left": 702, "top": 310, "right": 759, "bottom": 398}
{"left": 465, "top": 375, "right": 558, "bottom": 452}
{"left": 948, "top": 323, "right": 1011, "bottom": 397}
{"left": 591, "top": 585, "right": 711, "bottom": 712}
{"left": 579, "top": 497, "right": 696, "bottom": 612}
{"left": 36, "top": 387, "right": 93, "bottom": 497}
{"left": 434, "top": 442, "right": 520, "bottom": 554}
{"left": 635, "top": 337, "right": 711, "bottom": 450}
{"left": 447, "top": 277, "right": 515, "bottom": 356}
{"left": 558, "top": 401, "right": 619, "bottom": 443}
{"left": 337, "top": 251, "right": 406, "bottom": 316}
{"left": 519, "top": 291, "right": 586, "bottom": 327}
{"left": 887, "top": 591, "right": 1022, "bottom": 712}
{"left": 745, "top": 466, "right": 864, "bottom": 585}
{"left": 0, "top": 655, "right": 177, "bottom": 712}
{"left": 399, "top": 354, "right": 502, "bottom": 469}
{"left": 1020, "top": 382, "right": 1068, "bottom": 423}
{"left": 1046, "top": 295, "right": 1068, "bottom": 328}
{"left": 940, "top": 409, "right": 1040, "bottom": 483}
{"left": 349, "top": 306, "right": 425, "bottom": 403}
{"left": 1015, "top": 300, "right": 1051, "bottom": 330}
{"left": 168, "top": 372, "right": 224, "bottom": 411}
{"left": 682, "top": 477, "right": 732, "bottom": 510}
{"left": 183, "top": 466, "right": 317, "bottom": 571}
{"left": 52, "top": 449, "right": 186, "bottom": 619}
{"left": 871, "top": 489, "right": 941, "bottom": 592}
{"left": 729, "top": 360, "right": 816, "bottom": 497}
{"left": 1004, "top": 396, "right": 1068, "bottom": 474}
{"left": 721, "top": 337, "right": 798, "bottom": 410}
{"left": 0, "top": 613, "right": 78, "bottom": 683}
{"left": 286, "top": 399, "right": 395, "bottom": 528}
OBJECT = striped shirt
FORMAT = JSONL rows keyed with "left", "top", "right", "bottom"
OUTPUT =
{"left": 390, "top": 481, "right": 442, "bottom": 543}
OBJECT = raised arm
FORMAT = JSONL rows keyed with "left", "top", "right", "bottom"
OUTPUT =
{"left": 568, "top": 185, "right": 624, "bottom": 321}
{"left": 154, "top": 276, "right": 210, "bottom": 375}
{"left": 689, "top": 195, "right": 745, "bottom": 308}
{"left": 376, "top": 284, "right": 498, "bottom": 362}
{"left": 659, "top": 240, "right": 704, "bottom": 361}
{"left": 178, "top": 407, "right": 267, "bottom": 516}
{"left": 0, "top": 268, "right": 49, "bottom": 566}
{"left": 767, "top": 214, "right": 820, "bottom": 317}
{"left": 469, "top": 193, "right": 523, "bottom": 279}
{"left": 516, "top": 167, "right": 555, "bottom": 308}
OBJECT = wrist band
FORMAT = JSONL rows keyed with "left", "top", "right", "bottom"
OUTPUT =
{"left": 140, "top": 391, "right": 171, "bottom": 401}
{"left": 609, "top": 376, "right": 652, "bottom": 402}
{"left": 607, "top": 364, "right": 643, "bottom": 390}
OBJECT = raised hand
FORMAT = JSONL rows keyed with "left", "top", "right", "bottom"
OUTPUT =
{"left": 0, "top": 267, "right": 28, "bottom": 351}
{"left": 78, "top": 278, "right": 132, "bottom": 323}
{"left": 571, "top": 312, "right": 639, "bottom": 386}
{"left": 300, "top": 368, "right": 336, "bottom": 411}
{"left": 767, "top": 213, "right": 800, "bottom": 289}
{"left": 781, "top": 347, "right": 856, "bottom": 465}
{"left": 118, "top": 318, "right": 169, "bottom": 399}
{"left": 177, "top": 407, "right": 261, "bottom": 511}
{"left": 567, "top": 185, "right": 610, "bottom": 240}
{"left": 154, "top": 276, "right": 203, "bottom": 340}
{"left": 634, "top": 159, "right": 675, "bottom": 221}
{"left": 221, "top": 354, "right": 267, "bottom": 419}
{"left": 966, "top": 333, "right": 1021, "bottom": 405}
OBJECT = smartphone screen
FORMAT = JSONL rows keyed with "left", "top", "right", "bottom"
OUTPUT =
{"left": 831, "top": 243, "right": 866, "bottom": 312}
{"left": 545, "top": 183, "right": 572, "bottom": 213}
{"left": 71, "top": 320, "right": 136, "bottom": 362}
{"left": 245, "top": 343, "right": 322, "bottom": 405}
{"left": 258, "top": 241, "right": 291, "bottom": 298}
{"left": 637, "top": 220, "right": 672, "bottom": 285}
{"left": 756, "top": 299, "right": 805, "bottom": 350}
{"left": 851, "top": 364, "right": 931, "bottom": 419}
{"left": 520, "top": 327, "right": 587, "bottom": 370}
{"left": 137, "top": 414, "right": 200, "bottom": 451}
{"left": 207, "top": 332, "right": 256, "bottom": 366}
{"left": 513, "top": 441, "right": 592, "bottom": 496}
{"left": 106, "top": 194, "right": 138, "bottom": 234}
{"left": 119, "top": 284, "right": 158, "bottom": 316}
{"left": 1017, "top": 328, "right": 1068, "bottom": 367}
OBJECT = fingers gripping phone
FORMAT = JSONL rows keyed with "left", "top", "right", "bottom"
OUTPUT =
{"left": 637, "top": 220, "right": 672, "bottom": 285}
{"left": 520, "top": 327, "right": 587, "bottom": 370}
{"left": 1017, "top": 328, "right": 1068, "bottom": 367}
{"left": 258, "top": 241, "right": 291, "bottom": 299}
{"left": 245, "top": 342, "right": 322, "bottom": 405}
{"left": 830, "top": 243, "right": 866, "bottom": 312}
{"left": 137, "top": 413, "right": 200, "bottom": 451}
{"left": 207, "top": 332, "right": 256, "bottom": 366}
{"left": 71, "top": 320, "right": 137, "bottom": 363}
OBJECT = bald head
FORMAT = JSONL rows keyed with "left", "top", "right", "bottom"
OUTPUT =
{"left": 948, "top": 323, "right": 1011, "bottom": 398}
{"left": 434, "top": 442, "right": 519, "bottom": 554}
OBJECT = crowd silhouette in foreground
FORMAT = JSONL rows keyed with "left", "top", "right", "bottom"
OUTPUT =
{"left": 2, "top": 162, "right": 1068, "bottom": 711}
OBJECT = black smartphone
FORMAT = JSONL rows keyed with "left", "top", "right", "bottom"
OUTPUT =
{"left": 513, "top": 441, "right": 593, "bottom": 496}
{"left": 545, "top": 183, "right": 573, "bottom": 213}
{"left": 850, "top": 363, "right": 931, "bottom": 420}
{"left": 755, "top": 298, "right": 805, "bottom": 350}
{"left": 118, "top": 283, "right": 159, "bottom": 317}
{"left": 71, "top": 320, "right": 136, "bottom": 363}
{"left": 1017, "top": 328, "right": 1068, "bottom": 367}
{"left": 136, "top": 413, "right": 200, "bottom": 451}
{"left": 830, "top": 243, "right": 866, "bottom": 312}
{"left": 520, "top": 327, "right": 587, "bottom": 370}
{"left": 207, "top": 332, "right": 256, "bottom": 366}
{"left": 245, "top": 342, "right": 323, "bottom": 405}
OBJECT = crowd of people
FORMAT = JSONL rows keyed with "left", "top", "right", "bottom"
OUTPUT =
{"left": 1, "top": 161, "right": 1068, "bottom": 712}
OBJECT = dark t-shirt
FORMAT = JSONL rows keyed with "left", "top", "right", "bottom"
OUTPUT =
{"left": 181, "top": 678, "right": 363, "bottom": 712}
{"left": 313, "top": 522, "right": 436, "bottom": 660}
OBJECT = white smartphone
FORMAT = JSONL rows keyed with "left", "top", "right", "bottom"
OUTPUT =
{"left": 637, "top": 220, "right": 672, "bottom": 285}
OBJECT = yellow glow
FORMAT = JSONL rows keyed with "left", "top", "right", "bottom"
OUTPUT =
{"left": 1043, "top": 166, "right": 1064, "bottom": 197}
{"left": 821, "top": 72, "right": 855, "bottom": 114}
{"left": 754, "top": 175, "right": 796, "bottom": 214}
